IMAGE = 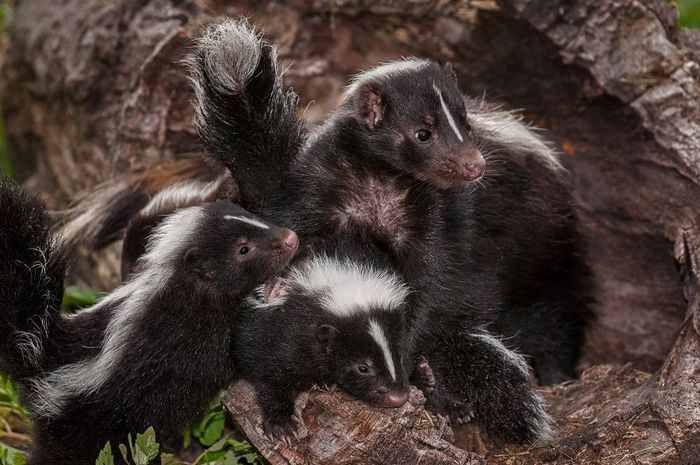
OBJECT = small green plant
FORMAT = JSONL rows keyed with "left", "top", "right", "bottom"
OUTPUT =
{"left": 95, "top": 428, "right": 161, "bottom": 465}
{"left": 185, "top": 401, "right": 265, "bottom": 465}
{"left": 0, "top": 442, "right": 26, "bottom": 465}
{"left": 0, "top": 374, "right": 28, "bottom": 425}
{"left": 61, "top": 286, "right": 105, "bottom": 310}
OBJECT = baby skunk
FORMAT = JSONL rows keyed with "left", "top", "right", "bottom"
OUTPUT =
{"left": 0, "top": 176, "right": 297, "bottom": 465}
{"left": 190, "top": 20, "right": 592, "bottom": 443}
{"left": 233, "top": 243, "right": 411, "bottom": 444}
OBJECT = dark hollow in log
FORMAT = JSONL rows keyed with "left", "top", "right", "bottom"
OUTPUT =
{"left": 2, "top": 0, "right": 699, "bottom": 463}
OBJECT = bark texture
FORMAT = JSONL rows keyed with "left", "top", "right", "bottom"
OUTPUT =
{"left": 2, "top": 0, "right": 699, "bottom": 463}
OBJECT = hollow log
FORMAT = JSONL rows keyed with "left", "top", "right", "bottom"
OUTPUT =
{"left": 2, "top": 0, "right": 699, "bottom": 463}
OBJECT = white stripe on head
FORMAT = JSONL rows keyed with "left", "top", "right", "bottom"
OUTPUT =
{"left": 289, "top": 255, "right": 410, "bottom": 317}
{"left": 433, "top": 83, "right": 463, "bottom": 142}
{"left": 343, "top": 58, "right": 432, "bottom": 100}
{"left": 368, "top": 319, "right": 397, "bottom": 381}
{"left": 28, "top": 207, "right": 206, "bottom": 419}
{"left": 223, "top": 215, "right": 270, "bottom": 230}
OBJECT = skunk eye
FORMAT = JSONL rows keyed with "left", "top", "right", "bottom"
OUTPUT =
{"left": 239, "top": 246, "right": 250, "bottom": 255}
{"left": 357, "top": 365, "right": 370, "bottom": 374}
{"left": 415, "top": 129, "right": 432, "bottom": 143}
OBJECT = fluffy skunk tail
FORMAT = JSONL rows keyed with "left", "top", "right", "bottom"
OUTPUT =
{"left": 55, "top": 157, "right": 231, "bottom": 251}
{"left": 187, "top": 19, "right": 306, "bottom": 213}
{"left": 0, "top": 177, "right": 67, "bottom": 380}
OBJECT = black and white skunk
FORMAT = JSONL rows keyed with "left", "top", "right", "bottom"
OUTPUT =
{"left": 188, "top": 20, "right": 568, "bottom": 443}
{"left": 0, "top": 177, "right": 297, "bottom": 465}
{"left": 233, "top": 245, "right": 411, "bottom": 443}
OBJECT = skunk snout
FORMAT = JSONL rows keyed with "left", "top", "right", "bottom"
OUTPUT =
{"left": 280, "top": 229, "right": 298, "bottom": 251}
{"left": 456, "top": 147, "right": 485, "bottom": 181}
{"left": 371, "top": 387, "right": 409, "bottom": 408}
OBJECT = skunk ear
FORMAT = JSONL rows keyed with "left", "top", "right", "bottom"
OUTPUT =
{"left": 316, "top": 324, "right": 339, "bottom": 350}
{"left": 183, "top": 247, "right": 214, "bottom": 280}
{"left": 443, "top": 62, "right": 458, "bottom": 83}
{"left": 356, "top": 83, "right": 384, "bottom": 129}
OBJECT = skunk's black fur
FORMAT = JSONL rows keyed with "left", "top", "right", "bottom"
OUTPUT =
{"left": 187, "top": 19, "right": 306, "bottom": 213}
{"left": 189, "top": 20, "right": 594, "bottom": 442}
{"left": 0, "top": 178, "right": 297, "bottom": 464}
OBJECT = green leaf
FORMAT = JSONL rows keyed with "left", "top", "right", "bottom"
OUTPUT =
{"left": 95, "top": 441, "right": 115, "bottom": 465}
{"left": 118, "top": 443, "right": 131, "bottom": 465}
{"left": 61, "top": 286, "right": 104, "bottom": 310}
{"left": 0, "top": 373, "right": 29, "bottom": 423}
{"left": 191, "top": 409, "right": 226, "bottom": 447}
{"left": 0, "top": 441, "right": 27, "bottom": 465}
{"left": 132, "top": 427, "right": 160, "bottom": 465}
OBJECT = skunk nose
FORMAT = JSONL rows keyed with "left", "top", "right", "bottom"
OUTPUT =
{"left": 460, "top": 149, "right": 485, "bottom": 181}
{"left": 281, "top": 229, "right": 298, "bottom": 251}
{"left": 383, "top": 390, "right": 409, "bottom": 408}
{"left": 375, "top": 388, "right": 409, "bottom": 408}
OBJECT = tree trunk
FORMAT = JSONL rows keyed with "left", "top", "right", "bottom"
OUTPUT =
{"left": 2, "top": 0, "right": 699, "bottom": 463}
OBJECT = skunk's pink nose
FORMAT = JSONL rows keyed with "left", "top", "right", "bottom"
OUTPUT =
{"left": 459, "top": 148, "right": 485, "bottom": 181}
{"left": 381, "top": 390, "right": 409, "bottom": 408}
{"left": 282, "top": 229, "right": 298, "bottom": 251}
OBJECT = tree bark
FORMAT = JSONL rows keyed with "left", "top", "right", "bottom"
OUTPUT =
{"left": 2, "top": 0, "right": 700, "bottom": 463}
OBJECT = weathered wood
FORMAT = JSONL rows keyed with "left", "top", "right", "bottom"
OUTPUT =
{"left": 223, "top": 383, "right": 478, "bottom": 465}
{"left": 2, "top": 0, "right": 700, "bottom": 463}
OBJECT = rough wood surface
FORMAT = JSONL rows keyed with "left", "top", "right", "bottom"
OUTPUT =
{"left": 2, "top": 0, "right": 700, "bottom": 463}
{"left": 223, "top": 383, "right": 479, "bottom": 465}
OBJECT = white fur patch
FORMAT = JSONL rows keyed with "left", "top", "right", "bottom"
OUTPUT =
{"left": 187, "top": 19, "right": 265, "bottom": 125}
{"left": 467, "top": 102, "right": 563, "bottom": 171}
{"left": 57, "top": 179, "right": 131, "bottom": 248}
{"left": 28, "top": 207, "right": 206, "bottom": 419}
{"left": 140, "top": 176, "right": 227, "bottom": 218}
{"left": 223, "top": 215, "right": 269, "bottom": 230}
{"left": 470, "top": 332, "right": 529, "bottom": 376}
{"left": 289, "top": 255, "right": 410, "bottom": 317}
{"left": 433, "top": 83, "right": 463, "bottom": 142}
{"left": 368, "top": 319, "right": 397, "bottom": 381}
{"left": 343, "top": 58, "right": 431, "bottom": 99}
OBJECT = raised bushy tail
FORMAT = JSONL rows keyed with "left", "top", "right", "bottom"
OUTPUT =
{"left": 0, "top": 177, "right": 67, "bottom": 380}
{"left": 187, "top": 19, "right": 306, "bottom": 213}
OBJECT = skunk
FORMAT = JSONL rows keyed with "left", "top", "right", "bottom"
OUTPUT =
{"left": 0, "top": 177, "right": 297, "bottom": 465}
{"left": 189, "top": 20, "right": 592, "bottom": 442}
{"left": 233, "top": 245, "right": 411, "bottom": 443}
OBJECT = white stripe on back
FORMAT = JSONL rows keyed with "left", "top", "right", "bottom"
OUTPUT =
{"left": 289, "top": 255, "right": 410, "bottom": 317}
{"left": 224, "top": 215, "right": 269, "bottom": 229}
{"left": 433, "top": 83, "right": 463, "bottom": 142}
{"left": 368, "top": 319, "right": 397, "bottom": 381}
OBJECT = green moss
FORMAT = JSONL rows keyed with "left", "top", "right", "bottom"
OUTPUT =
{"left": 675, "top": 0, "right": 700, "bottom": 28}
